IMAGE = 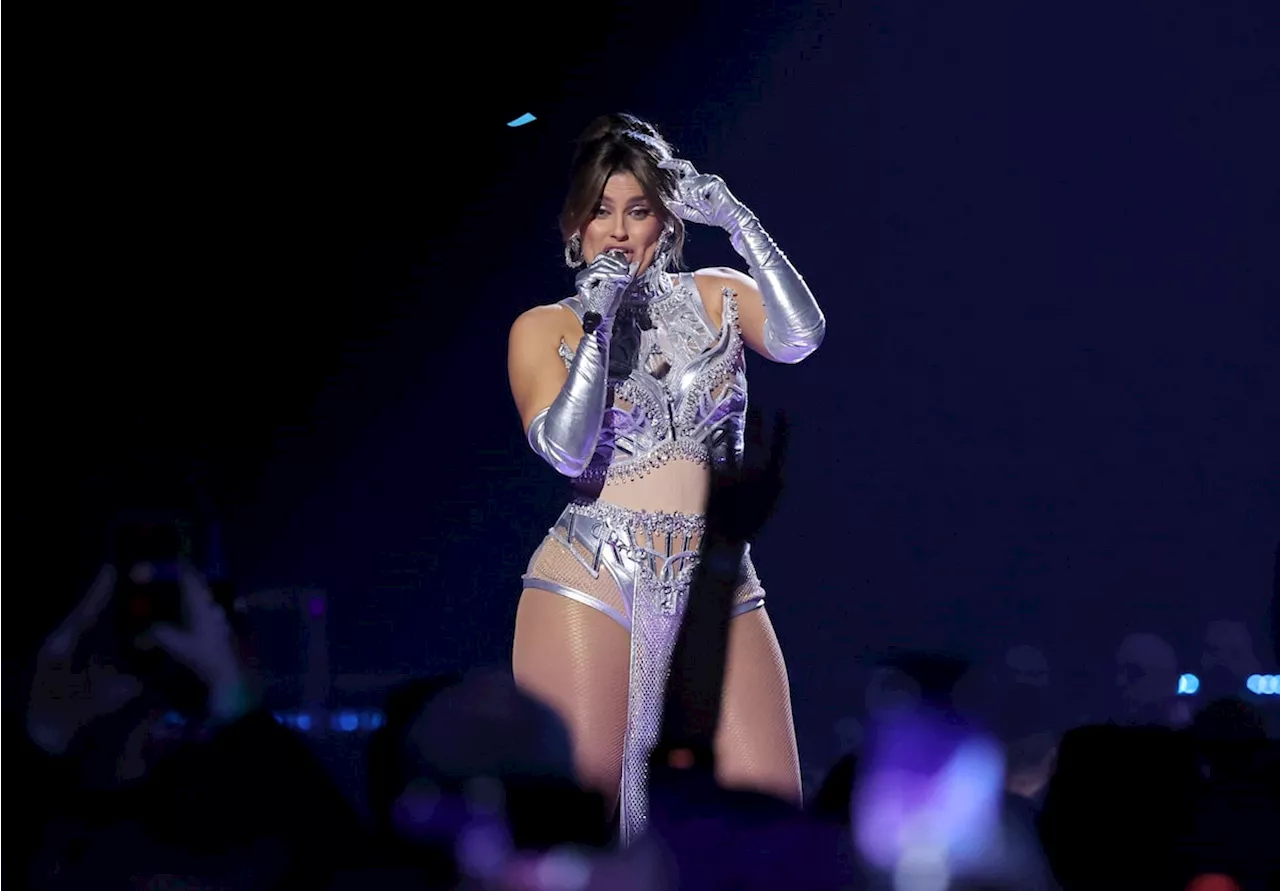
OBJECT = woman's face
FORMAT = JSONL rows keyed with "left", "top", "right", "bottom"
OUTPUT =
{"left": 580, "top": 171, "right": 666, "bottom": 275}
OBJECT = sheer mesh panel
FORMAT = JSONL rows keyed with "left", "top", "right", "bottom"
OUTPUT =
{"left": 525, "top": 537, "right": 630, "bottom": 620}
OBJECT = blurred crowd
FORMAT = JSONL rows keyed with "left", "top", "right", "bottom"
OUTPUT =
{"left": 11, "top": 420, "right": 1280, "bottom": 890}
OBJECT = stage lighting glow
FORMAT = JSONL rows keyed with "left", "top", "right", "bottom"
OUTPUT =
{"left": 272, "top": 708, "right": 388, "bottom": 731}
{"left": 854, "top": 710, "right": 1005, "bottom": 878}
{"left": 893, "top": 844, "right": 950, "bottom": 891}
{"left": 534, "top": 849, "right": 592, "bottom": 891}
{"left": 1262, "top": 674, "right": 1279, "bottom": 695}
{"left": 507, "top": 113, "right": 536, "bottom": 127}
{"left": 1177, "top": 673, "right": 1200, "bottom": 695}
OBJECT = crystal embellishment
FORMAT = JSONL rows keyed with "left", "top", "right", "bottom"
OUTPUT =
{"left": 559, "top": 275, "right": 747, "bottom": 488}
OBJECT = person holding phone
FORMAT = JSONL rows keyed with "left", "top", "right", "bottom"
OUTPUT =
{"left": 507, "top": 113, "right": 827, "bottom": 842}
{"left": 22, "top": 536, "right": 365, "bottom": 887}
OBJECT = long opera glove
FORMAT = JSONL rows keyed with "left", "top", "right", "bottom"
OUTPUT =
{"left": 660, "top": 158, "right": 825, "bottom": 363}
{"left": 527, "top": 250, "right": 636, "bottom": 475}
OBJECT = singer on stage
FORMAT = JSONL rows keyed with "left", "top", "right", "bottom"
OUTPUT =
{"left": 506, "top": 113, "right": 826, "bottom": 843}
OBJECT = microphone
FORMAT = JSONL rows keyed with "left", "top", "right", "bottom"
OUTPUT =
{"left": 582, "top": 250, "right": 637, "bottom": 334}
{"left": 607, "top": 249, "right": 640, "bottom": 278}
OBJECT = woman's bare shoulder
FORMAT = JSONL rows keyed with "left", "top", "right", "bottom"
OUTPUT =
{"left": 691, "top": 266, "right": 755, "bottom": 292}
{"left": 510, "top": 302, "right": 580, "bottom": 341}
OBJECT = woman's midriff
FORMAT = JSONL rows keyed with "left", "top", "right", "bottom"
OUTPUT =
{"left": 579, "top": 458, "right": 711, "bottom": 516}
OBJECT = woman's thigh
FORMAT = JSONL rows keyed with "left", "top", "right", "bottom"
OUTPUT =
{"left": 512, "top": 586, "right": 631, "bottom": 810}
{"left": 714, "top": 607, "right": 803, "bottom": 804}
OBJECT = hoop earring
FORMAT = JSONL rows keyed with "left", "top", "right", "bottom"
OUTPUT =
{"left": 564, "top": 233, "right": 585, "bottom": 269}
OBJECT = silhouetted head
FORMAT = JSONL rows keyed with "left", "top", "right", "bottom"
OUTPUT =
{"left": 1115, "top": 631, "right": 1179, "bottom": 721}
{"left": 367, "top": 673, "right": 464, "bottom": 836}
{"left": 380, "top": 669, "right": 608, "bottom": 861}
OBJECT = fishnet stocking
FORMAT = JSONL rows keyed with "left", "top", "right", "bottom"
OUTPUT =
{"left": 513, "top": 585, "right": 629, "bottom": 813}
{"left": 514, "top": 534, "right": 795, "bottom": 816}
{"left": 715, "top": 607, "right": 803, "bottom": 804}
{"left": 526, "top": 537, "right": 633, "bottom": 618}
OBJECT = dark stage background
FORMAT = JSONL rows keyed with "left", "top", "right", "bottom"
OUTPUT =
{"left": 11, "top": 1, "right": 1280, "bottom": 777}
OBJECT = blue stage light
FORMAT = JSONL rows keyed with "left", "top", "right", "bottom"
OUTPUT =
{"left": 507, "top": 113, "right": 536, "bottom": 127}
{"left": 1177, "top": 673, "right": 1200, "bottom": 695}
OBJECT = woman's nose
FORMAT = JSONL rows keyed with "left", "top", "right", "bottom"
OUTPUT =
{"left": 610, "top": 213, "right": 629, "bottom": 239}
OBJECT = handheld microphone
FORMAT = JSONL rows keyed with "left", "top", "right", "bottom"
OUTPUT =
{"left": 606, "top": 249, "right": 640, "bottom": 277}
{"left": 581, "top": 251, "right": 637, "bottom": 334}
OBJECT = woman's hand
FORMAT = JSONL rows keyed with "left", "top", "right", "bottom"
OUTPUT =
{"left": 658, "top": 158, "right": 753, "bottom": 233}
{"left": 574, "top": 248, "right": 638, "bottom": 323}
{"left": 661, "top": 157, "right": 826, "bottom": 364}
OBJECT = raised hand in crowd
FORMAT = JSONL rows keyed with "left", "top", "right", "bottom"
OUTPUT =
{"left": 27, "top": 565, "right": 144, "bottom": 758}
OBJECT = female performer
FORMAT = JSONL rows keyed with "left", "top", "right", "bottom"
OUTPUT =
{"left": 507, "top": 113, "right": 825, "bottom": 842}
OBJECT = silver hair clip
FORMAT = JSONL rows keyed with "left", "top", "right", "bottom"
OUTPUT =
{"left": 622, "top": 129, "right": 670, "bottom": 160}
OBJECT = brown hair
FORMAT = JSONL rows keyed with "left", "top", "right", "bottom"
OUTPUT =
{"left": 559, "top": 113, "right": 684, "bottom": 267}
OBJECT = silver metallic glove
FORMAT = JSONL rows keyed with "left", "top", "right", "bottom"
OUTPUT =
{"left": 527, "top": 250, "right": 637, "bottom": 477}
{"left": 660, "top": 158, "right": 825, "bottom": 363}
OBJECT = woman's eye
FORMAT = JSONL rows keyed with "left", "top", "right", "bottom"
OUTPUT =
{"left": 630, "top": 207, "right": 652, "bottom": 218}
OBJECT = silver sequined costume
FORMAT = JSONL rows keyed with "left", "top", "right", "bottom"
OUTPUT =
{"left": 521, "top": 268, "right": 765, "bottom": 844}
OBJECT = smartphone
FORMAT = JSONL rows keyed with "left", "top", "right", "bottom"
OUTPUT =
{"left": 112, "top": 519, "right": 186, "bottom": 642}
{"left": 110, "top": 515, "right": 209, "bottom": 714}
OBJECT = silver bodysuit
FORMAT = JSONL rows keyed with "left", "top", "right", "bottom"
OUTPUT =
{"left": 520, "top": 271, "right": 765, "bottom": 844}
{"left": 561, "top": 270, "right": 748, "bottom": 488}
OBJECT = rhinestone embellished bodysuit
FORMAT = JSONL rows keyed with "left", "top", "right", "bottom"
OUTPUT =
{"left": 524, "top": 270, "right": 760, "bottom": 845}
{"left": 556, "top": 271, "right": 747, "bottom": 492}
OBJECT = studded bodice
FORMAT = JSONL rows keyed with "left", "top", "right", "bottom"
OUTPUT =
{"left": 558, "top": 272, "right": 747, "bottom": 490}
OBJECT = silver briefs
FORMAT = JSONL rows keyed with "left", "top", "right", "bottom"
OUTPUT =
{"left": 522, "top": 499, "right": 766, "bottom": 632}
{"left": 521, "top": 498, "right": 765, "bottom": 844}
